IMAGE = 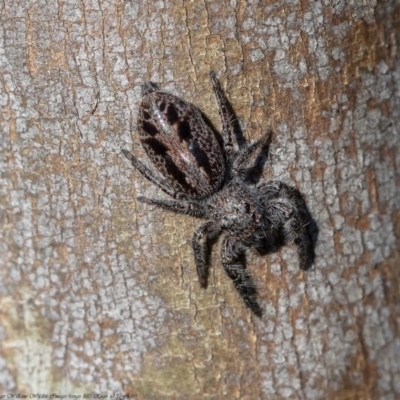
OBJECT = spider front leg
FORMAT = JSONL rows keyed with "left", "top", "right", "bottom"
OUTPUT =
{"left": 192, "top": 221, "right": 221, "bottom": 288}
{"left": 283, "top": 206, "right": 314, "bottom": 271}
{"left": 221, "top": 235, "right": 262, "bottom": 317}
{"left": 261, "top": 181, "right": 315, "bottom": 271}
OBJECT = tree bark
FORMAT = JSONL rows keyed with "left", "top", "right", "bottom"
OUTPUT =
{"left": 1, "top": 1, "right": 399, "bottom": 399}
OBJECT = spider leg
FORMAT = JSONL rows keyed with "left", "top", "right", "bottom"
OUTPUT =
{"left": 122, "top": 149, "right": 180, "bottom": 199}
{"left": 192, "top": 221, "right": 221, "bottom": 288}
{"left": 287, "top": 210, "right": 314, "bottom": 271}
{"left": 221, "top": 235, "right": 262, "bottom": 317}
{"left": 261, "top": 181, "right": 314, "bottom": 270}
{"left": 138, "top": 196, "right": 205, "bottom": 218}
{"left": 209, "top": 71, "right": 236, "bottom": 160}
{"left": 141, "top": 81, "right": 161, "bottom": 94}
{"left": 232, "top": 130, "right": 271, "bottom": 175}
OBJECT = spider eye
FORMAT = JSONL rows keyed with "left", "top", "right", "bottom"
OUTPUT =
{"left": 244, "top": 203, "right": 251, "bottom": 213}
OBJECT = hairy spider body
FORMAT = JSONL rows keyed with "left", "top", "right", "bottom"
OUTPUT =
{"left": 122, "top": 72, "right": 314, "bottom": 317}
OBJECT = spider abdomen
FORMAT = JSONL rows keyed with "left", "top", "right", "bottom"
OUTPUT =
{"left": 138, "top": 88, "right": 225, "bottom": 199}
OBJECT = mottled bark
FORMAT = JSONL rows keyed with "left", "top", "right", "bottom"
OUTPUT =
{"left": 1, "top": 1, "right": 399, "bottom": 399}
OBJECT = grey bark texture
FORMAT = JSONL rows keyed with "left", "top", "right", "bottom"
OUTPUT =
{"left": 1, "top": 1, "right": 400, "bottom": 399}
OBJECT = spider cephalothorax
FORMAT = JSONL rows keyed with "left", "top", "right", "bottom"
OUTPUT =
{"left": 122, "top": 72, "right": 314, "bottom": 317}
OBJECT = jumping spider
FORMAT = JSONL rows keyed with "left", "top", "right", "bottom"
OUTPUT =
{"left": 122, "top": 72, "right": 314, "bottom": 317}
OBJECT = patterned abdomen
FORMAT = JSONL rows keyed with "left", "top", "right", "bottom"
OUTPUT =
{"left": 138, "top": 89, "right": 225, "bottom": 199}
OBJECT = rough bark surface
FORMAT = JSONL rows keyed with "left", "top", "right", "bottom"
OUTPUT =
{"left": 1, "top": 1, "right": 400, "bottom": 399}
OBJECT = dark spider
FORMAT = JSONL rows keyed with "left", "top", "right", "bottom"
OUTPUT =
{"left": 122, "top": 72, "right": 314, "bottom": 317}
